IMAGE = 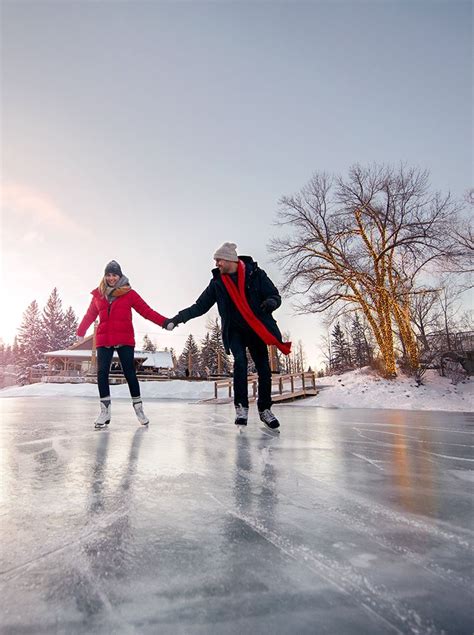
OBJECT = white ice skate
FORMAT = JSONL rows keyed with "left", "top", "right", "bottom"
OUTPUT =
{"left": 133, "top": 399, "right": 149, "bottom": 425}
{"left": 95, "top": 401, "right": 111, "bottom": 429}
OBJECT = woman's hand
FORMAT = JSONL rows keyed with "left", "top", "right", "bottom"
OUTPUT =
{"left": 163, "top": 317, "right": 179, "bottom": 331}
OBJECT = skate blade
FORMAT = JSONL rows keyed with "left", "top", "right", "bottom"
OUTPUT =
{"left": 94, "top": 420, "right": 110, "bottom": 429}
{"left": 261, "top": 426, "right": 280, "bottom": 435}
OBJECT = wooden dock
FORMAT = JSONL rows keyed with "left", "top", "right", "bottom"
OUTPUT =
{"left": 203, "top": 371, "right": 318, "bottom": 404}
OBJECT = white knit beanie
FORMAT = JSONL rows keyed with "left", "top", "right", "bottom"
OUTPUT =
{"left": 213, "top": 242, "right": 238, "bottom": 262}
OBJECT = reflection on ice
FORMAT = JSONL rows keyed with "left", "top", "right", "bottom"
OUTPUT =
{"left": 0, "top": 397, "right": 473, "bottom": 634}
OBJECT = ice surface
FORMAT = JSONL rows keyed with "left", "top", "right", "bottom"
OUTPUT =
{"left": 0, "top": 398, "right": 473, "bottom": 634}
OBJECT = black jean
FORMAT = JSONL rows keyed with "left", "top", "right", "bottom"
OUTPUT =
{"left": 97, "top": 346, "right": 140, "bottom": 399}
{"left": 228, "top": 328, "right": 272, "bottom": 411}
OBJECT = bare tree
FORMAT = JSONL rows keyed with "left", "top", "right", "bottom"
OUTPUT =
{"left": 434, "top": 189, "right": 473, "bottom": 288}
{"left": 270, "top": 164, "right": 462, "bottom": 377}
{"left": 436, "top": 275, "right": 467, "bottom": 351}
{"left": 411, "top": 290, "right": 440, "bottom": 351}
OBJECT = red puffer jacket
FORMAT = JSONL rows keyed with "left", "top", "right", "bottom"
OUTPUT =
{"left": 77, "top": 288, "right": 167, "bottom": 348}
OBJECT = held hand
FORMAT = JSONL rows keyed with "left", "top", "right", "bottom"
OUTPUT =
{"left": 260, "top": 298, "right": 278, "bottom": 313}
{"left": 163, "top": 316, "right": 180, "bottom": 331}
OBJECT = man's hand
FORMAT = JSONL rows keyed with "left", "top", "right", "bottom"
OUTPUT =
{"left": 163, "top": 316, "right": 180, "bottom": 331}
{"left": 260, "top": 298, "right": 278, "bottom": 313}
{"left": 76, "top": 336, "right": 85, "bottom": 343}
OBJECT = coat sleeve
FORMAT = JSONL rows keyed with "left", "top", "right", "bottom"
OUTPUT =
{"left": 258, "top": 269, "right": 282, "bottom": 310}
{"left": 131, "top": 291, "right": 167, "bottom": 327}
{"left": 176, "top": 281, "right": 217, "bottom": 323}
{"left": 77, "top": 298, "right": 99, "bottom": 337}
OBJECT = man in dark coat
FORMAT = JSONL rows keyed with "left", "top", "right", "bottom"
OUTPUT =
{"left": 164, "top": 242, "right": 291, "bottom": 430}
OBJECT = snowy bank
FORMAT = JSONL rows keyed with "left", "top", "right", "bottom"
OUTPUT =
{"left": 292, "top": 368, "right": 473, "bottom": 413}
{"left": 0, "top": 369, "right": 472, "bottom": 412}
{"left": 0, "top": 380, "right": 214, "bottom": 401}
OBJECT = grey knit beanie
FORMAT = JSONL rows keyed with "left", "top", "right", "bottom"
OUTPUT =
{"left": 213, "top": 242, "right": 238, "bottom": 262}
{"left": 104, "top": 260, "right": 123, "bottom": 276}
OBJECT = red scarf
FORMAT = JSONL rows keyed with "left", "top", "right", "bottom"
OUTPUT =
{"left": 221, "top": 260, "right": 292, "bottom": 355}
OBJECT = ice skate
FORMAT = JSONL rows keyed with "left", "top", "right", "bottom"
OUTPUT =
{"left": 259, "top": 408, "right": 280, "bottom": 431}
{"left": 95, "top": 399, "right": 111, "bottom": 429}
{"left": 235, "top": 404, "right": 249, "bottom": 426}
{"left": 133, "top": 398, "right": 149, "bottom": 425}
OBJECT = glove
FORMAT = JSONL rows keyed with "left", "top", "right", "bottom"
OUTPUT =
{"left": 163, "top": 316, "right": 180, "bottom": 331}
{"left": 260, "top": 298, "right": 278, "bottom": 313}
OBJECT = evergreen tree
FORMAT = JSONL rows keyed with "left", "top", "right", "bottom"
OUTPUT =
{"left": 41, "top": 288, "right": 67, "bottom": 351}
{"left": 246, "top": 349, "right": 256, "bottom": 374}
{"left": 5, "top": 344, "right": 13, "bottom": 365}
{"left": 63, "top": 306, "right": 79, "bottom": 348}
{"left": 330, "top": 322, "right": 351, "bottom": 372}
{"left": 169, "top": 347, "right": 177, "bottom": 369}
{"left": 350, "top": 313, "right": 372, "bottom": 367}
{"left": 208, "top": 318, "right": 231, "bottom": 375}
{"left": 142, "top": 334, "right": 157, "bottom": 352}
{"left": 0, "top": 342, "right": 14, "bottom": 365}
{"left": 177, "top": 334, "right": 201, "bottom": 376}
{"left": 199, "top": 332, "right": 215, "bottom": 375}
{"left": 12, "top": 337, "right": 20, "bottom": 364}
{"left": 17, "top": 300, "right": 44, "bottom": 367}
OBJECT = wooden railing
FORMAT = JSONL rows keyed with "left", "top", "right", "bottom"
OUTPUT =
{"left": 213, "top": 372, "right": 317, "bottom": 402}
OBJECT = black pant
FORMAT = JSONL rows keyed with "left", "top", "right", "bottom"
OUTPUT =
{"left": 229, "top": 328, "right": 272, "bottom": 411}
{"left": 97, "top": 346, "right": 140, "bottom": 399}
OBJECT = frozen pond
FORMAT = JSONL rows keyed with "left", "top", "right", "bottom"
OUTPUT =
{"left": 1, "top": 397, "right": 473, "bottom": 634}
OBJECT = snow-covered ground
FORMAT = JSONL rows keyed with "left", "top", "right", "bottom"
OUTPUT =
{"left": 298, "top": 368, "right": 473, "bottom": 413}
{"left": 0, "top": 368, "right": 472, "bottom": 412}
{"left": 0, "top": 379, "right": 215, "bottom": 401}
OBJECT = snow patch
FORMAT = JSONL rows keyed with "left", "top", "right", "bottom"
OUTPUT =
{"left": 292, "top": 368, "right": 473, "bottom": 412}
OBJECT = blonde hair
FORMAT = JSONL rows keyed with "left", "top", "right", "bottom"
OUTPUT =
{"left": 98, "top": 278, "right": 108, "bottom": 297}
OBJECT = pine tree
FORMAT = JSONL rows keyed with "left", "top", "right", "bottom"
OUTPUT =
{"left": 350, "top": 313, "right": 372, "bottom": 368}
{"left": 41, "top": 288, "right": 68, "bottom": 352}
{"left": 208, "top": 318, "right": 231, "bottom": 375}
{"left": 12, "top": 337, "right": 20, "bottom": 364}
{"left": 169, "top": 347, "right": 177, "bottom": 369}
{"left": 63, "top": 306, "right": 79, "bottom": 348}
{"left": 5, "top": 344, "right": 13, "bottom": 365}
{"left": 199, "top": 332, "right": 215, "bottom": 375}
{"left": 177, "top": 334, "right": 201, "bottom": 376}
{"left": 142, "top": 334, "right": 157, "bottom": 352}
{"left": 17, "top": 300, "right": 44, "bottom": 367}
{"left": 330, "top": 322, "right": 351, "bottom": 372}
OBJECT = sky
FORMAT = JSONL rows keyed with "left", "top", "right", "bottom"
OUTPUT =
{"left": 1, "top": 0, "right": 472, "bottom": 370}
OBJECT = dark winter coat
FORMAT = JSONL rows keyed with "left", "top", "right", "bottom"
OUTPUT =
{"left": 77, "top": 289, "right": 166, "bottom": 348}
{"left": 176, "top": 256, "right": 283, "bottom": 353}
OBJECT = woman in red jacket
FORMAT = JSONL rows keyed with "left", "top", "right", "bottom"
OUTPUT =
{"left": 77, "top": 260, "right": 168, "bottom": 429}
